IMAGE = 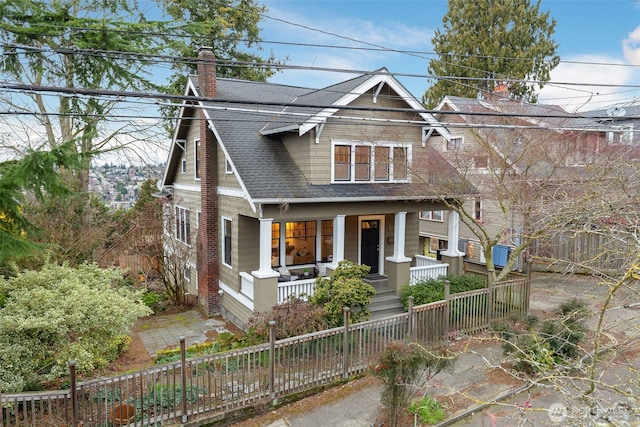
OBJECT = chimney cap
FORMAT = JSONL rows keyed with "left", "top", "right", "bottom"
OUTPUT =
{"left": 198, "top": 46, "right": 214, "bottom": 55}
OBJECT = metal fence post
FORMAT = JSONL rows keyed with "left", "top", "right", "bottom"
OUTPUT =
{"left": 180, "top": 336, "right": 187, "bottom": 423}
{"left": 407, "top": 296, "right": 414, "bottom": 341}
{"left": 69, "top": 361, "right": 77, "bottom": 427}
{"left": 269, "top": 321, "right": 276, "bottom": 399}
{"left": 444, "top": 280, "right": 450, "bottom": 342}
{"left": 343, "top": 307, "right": 350, "bottom": 379}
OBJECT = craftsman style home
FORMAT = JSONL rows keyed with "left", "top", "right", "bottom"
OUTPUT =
{"left": 159, "top": 47, "right": 471, "bottom": 326}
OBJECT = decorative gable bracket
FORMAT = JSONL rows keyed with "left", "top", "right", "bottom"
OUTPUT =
{"left": 314, "top": 123, "right": 325, "bottom": 144}
{"left": 422, "top": 127, "right": 434, "bottom": 147}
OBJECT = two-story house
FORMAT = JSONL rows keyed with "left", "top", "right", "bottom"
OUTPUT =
{"left": 419, "top": 90, "right": 616, "bottom": 275}
{"left": 159, "top": 47, "right": 472, "bottom": 327}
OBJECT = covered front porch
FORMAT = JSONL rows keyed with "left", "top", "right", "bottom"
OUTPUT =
{"left": 219, "top": 208, "right": 465, "bottom": 324}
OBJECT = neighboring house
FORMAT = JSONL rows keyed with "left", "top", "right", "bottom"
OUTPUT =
{"left": 158, "top": 47, "right": 471, "bottom": 327}
{"left": 584, "top": 104, "right": 640, "bottom": 147}
{"left": 419, "top": 90, "right": 614, "bottom": 274}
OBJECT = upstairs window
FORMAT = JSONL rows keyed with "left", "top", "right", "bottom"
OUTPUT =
{"left": 447, "top": 137, "right": 463, "bottom": 150}
{"left": 420, "top": 210, "right": 443, "bottom": 221}
{"left": 474, "top": 198, "right": 482, "bottom": 221}
{"left": 333, "top": 142, "right": 410, "bottom": 183}
{"left": 223, "top": 217, "right": 232, "bottom": 266}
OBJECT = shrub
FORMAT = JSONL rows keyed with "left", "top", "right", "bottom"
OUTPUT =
{"left": 245, "top": 297, "right": 328, "bottom": 343}
{"left": 498, "top": 298, "right": 588, "bottom": 375}
{"left": 409, "top": 395, "right": 446, "bottom": 425}
{"left": 309, "top": 260, "right": 375, "bottom": 327}
{"left": 374, "top": 341, "right": 451, "bottom": 427}
{"left": 0, "top": 262, "right": 152, "bottom": 392}
{"left": 401, "top": 274, "right": 485, "bottom": 309}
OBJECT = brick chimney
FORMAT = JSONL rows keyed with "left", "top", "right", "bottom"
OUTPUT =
{"left": 196, "top": 46, "right": 220, "bottom": 315}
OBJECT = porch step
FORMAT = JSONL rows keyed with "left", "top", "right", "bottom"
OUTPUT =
{"left": 364, "top": 276, "right": 405, "bottom": 320}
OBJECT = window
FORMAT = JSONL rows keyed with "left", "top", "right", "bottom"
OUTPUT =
{"left": 285, "top": 221, "right": 316, "bottom": 266}
{"left": 271, "top": 222, "right": 280, "bottom": 267}
{"left": 321, "top": 220, "right": 333, "bottom": 262}
{"left": 474, "top": 198, "right": 482, "bottom": 221}
{"left": 374, "top": 146, "right": 390, "bottom": 180}
{"left": 355, "top": 146, "right": 371, "bottom": 181}
{"left": 333, "top": 142, "right": 410, "bottom": 183}
{"left": 184, "top": 267, "right": 191, "bottom": 281}
{"left": 420, "top": 210, "right": 443, "bottom": 221}
{"left": 334, "top": 145, "right": 351, "bottom": 181}
{"left": 181, "top": 159, "right": 187, "bottom": 173}
{"left": 474, "top": 155, "right": 488, "bottom": 168}
{"left": 447, "top": 137, "right": 463, "bottom": 150}
{"left": 175, "top": 207, "right": 191, "bottom": 244}
{"left": 195, "top": 139, "right": 201, "bottom": 179}
{"left": 608, "top": 126, "right": 634, "bottom": 145}
{"left": 223, "top": 217, "right": 232, "bottom": 266}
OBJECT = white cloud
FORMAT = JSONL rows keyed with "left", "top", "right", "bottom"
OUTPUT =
{"left": 623, "top": 25, "right": 640, "bottom": 65}
{"left": 538, "top": 54, "right": 639, "bottom": 113}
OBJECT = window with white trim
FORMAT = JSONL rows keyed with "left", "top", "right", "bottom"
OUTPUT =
{"left": 447, "top": 137, "right": 463, "bottom": 150}
{"left": 194, "top": 139, "right": 201, "bottom": 179}
{"left": 175, "top": 206, "right": 191, "bottom": 244}
{"left": 420, "top": 210, "right": 443, "bottom": 221}
{"left": 332, "top": 142, "right": 410, "bottom": 183}
{"left": 474, "top": 198, "right": 482, "bottom": 221}
{"left": 223, "top": 217, "right": 232, "bottom": 266}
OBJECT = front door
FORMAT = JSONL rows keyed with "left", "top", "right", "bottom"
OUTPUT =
{"left": 361, "top": 219, "right": 380, "bottom": 274}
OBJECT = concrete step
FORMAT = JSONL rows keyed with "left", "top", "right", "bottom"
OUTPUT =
{"left": 365, "top": 275, "right": 405, "bottom": 320}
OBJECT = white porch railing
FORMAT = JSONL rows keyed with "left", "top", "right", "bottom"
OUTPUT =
{"left": 410, "top": 255, "right": 448, "bottom": 285}
{"left": 414, "top": 254, "right": 442, "bottom": 267}
{"left": 277, "top": 278, "right": 316, "bottom": 303}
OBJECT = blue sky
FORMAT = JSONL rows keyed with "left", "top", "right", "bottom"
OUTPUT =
{"left": 256, "top": 0, "right": 640, "bottom": 112}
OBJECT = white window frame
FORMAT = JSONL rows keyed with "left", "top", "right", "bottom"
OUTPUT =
{"left": 181, "top": 158, "right": 187, "bottom": 173}
{"left": 331, "top": 140, "right": 411, "bottom": 183}
{"left": 420, "top": 210, "right": 443, "bottom": 221}
{"left": 222, "top": 216, "right": 232, "bottom": 267}
{"left": 474, "top": 198, "right": 482, "bottom": 221}
{"left": 447, "top": 136, "right": 463, "bottom": 151}
{"left": 175, "top": 206, "right": 191, "bottom": 245}
{"left": 194, "top": 138, "right": 201, "bottom": 180}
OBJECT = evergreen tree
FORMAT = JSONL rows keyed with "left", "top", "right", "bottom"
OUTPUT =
{"left": 423, "top": 0, "right": 559, "bottom": 108}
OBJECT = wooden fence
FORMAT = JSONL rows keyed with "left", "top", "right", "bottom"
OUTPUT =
{"left": 0, "top": 279, "right": 529, "bottom": 427}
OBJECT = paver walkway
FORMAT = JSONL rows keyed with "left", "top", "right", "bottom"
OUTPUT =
{"left": 133, "top": 310, "right": 228, "bottom": 357}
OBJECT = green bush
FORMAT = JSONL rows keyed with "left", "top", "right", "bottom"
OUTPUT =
{"left": 498, "top": 299, "right": 588, "bottom": 374}
{"left": 309, "top": 260, "right": 375, "bottom": 327}
{"left": 0, "top": 262, "right": 152, "bottom": 392}
{"left": 374, "top": 341, "right": 451, "bottom": 427}
{"left": 401, "top": 274, "right": 486, "bottom": 309}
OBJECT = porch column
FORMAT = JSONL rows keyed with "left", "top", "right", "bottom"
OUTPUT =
{"left": 329, "top": 214, "right": 345, "bottom": 270}
{"left": 441, "top": 210, "right": 465, "bottom": 276}
{"left": 442, "top": 210, "right": 464, "bottom": 257}
{"left": 385, "top": 212, "right": 411, "bottom": 294}
{"left": 254, "top": 218, "right": 279, "bottom": 278}
{"left": 388, "top": 211, "right": 411, "bottom": 263}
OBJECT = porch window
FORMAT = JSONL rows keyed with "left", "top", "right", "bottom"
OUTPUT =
{"left": 271, "top": 222, "right": 280, "bottom": 267}
{"left": 321, "top": 220, "right": 333, "bottom": 262}
{"left": 223, "top": 217, "right": 232, "bottom": 266}
{"left": 195, "top": 139, "right": 201, "bottom": 179}
{"left": 175, "top": 206, "right": 191, "bottom": 244}
{"left": 420, "top": 210, "right": 443, "bottom": 221}
{"left": 333, "top": 141, "right": 411, "bottom": 183}
{"left": 285, "top": 221, "right": 316, "bottom": 266}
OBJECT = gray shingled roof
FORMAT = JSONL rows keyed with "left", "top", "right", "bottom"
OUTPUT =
{"left": 198, "top": 75, "right": 470, "bottom": 202}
